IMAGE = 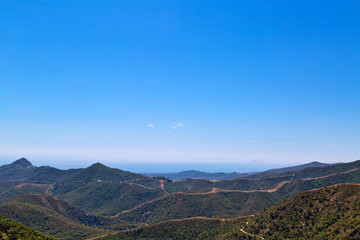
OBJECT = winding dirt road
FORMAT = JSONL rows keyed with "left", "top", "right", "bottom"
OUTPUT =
{"left": 159, "top": 179, "right": 168, "bottom": 194}
{"left": 110, "top": 167, "right": 359, "bottom": 218}
{"left": 239, "top": 228, "right": 265, "bottom": 239}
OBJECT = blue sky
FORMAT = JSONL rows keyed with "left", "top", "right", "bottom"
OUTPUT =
{"left": 1, "top": 1, "right": 359, "bottom": 172}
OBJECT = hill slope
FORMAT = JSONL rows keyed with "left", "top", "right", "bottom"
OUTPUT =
{"left": 6, "top": 165, "right": 355, "bottom": 235}
{"left": 58, "top": 163, "right": 149, "bottom": 184}
{"left": 0, "top": 194, "right": 113, "bottom": 240}
{"left": 100, "top": 217, "right": 247, "bottom": 240}
{"left": 0, "top": 158, "right": 359, "bottom": 239}
{"left": 58, "top": 181, "right": 164, "bottom": 216}
{"left": 113, "top": 166, "right": 360, "bottom": 225}
{"left": 0, "top": 158, "right": 35, "bottom": 182}
{"left": 247, "top": 160, "right": 359, "bottom": 180}
{"left": 266, "top": 161, "right": 332, "bottom": 174}
{"left": 98, "top": 184, "right": 360, "bottom": 240}
{"left": 0, "top": 212, "right": 58, "bottom": 240}
{"left": 0, "top": 158, "right": 154, "bottom": 185}
{"left": 0, "top": 159, "right": 162, "bottom": 207}
{"left": 115, "top": 190, "right": 279, "bottom": 224}
{"left": 239, "top": 183, "right": 360, "bottom": 239}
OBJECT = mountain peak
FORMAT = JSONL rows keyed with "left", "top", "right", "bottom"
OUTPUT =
{"left": 11, "top": 158, "right": 33, "bottom": 168}
{"left": 88, "top": 162, "right": 107, "bottom": 169}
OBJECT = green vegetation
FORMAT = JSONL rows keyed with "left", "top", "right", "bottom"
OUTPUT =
{"left": 0, "top": 183, "right": 50, "bottom": 204}
{"left": 98, "top": 184, "right": 360, "bottom": 240}
{"left": 248, "top": 160, "right": 360, "bottom": 180}
{"left": 58, "top": 181, "right": 164, "bottom": 216}
{"left": 241, "top": 184, "right": 360, "bottom": 239}
{"left": 1, "top": 158, "right": 360, "bottom": 239}
{"left": 0, "top": 158, "right": 35, "bottom": 182}
{"left": 101, "top": 217, "right": 247, "bottom": 240}
{"left": 277, "top": 168, "right": 360, "bottom": 198}
{"left": 57, "top": 163, "right": 148, "bottom": 183}
{"left": 117, "top": 191, "right": 279, "bottom": 224}
{"left": 0, "top": 213, "right": 57, "bottom": 240}
{"left": 0, "top": 194, "right": 113, "bottom": 240}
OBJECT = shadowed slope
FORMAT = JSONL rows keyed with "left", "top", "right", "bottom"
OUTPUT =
{"left": 0, "top": 194, "right": 113, "bottom": 240}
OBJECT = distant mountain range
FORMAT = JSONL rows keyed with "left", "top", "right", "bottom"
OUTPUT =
{"left": 142, "top": 170, "right": 252, "bottom": 180}
{"left": 0, "top": 158, "right": 359, "bottom": 239}
{"left": 266, "top": 160, "right": 331, "bottom": 173}
{"left": 142, "top": 161, "right": 332, "bottom": 180}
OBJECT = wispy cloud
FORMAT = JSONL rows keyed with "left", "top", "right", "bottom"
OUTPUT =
{"left": 330, "top": 144, "right": 343, "bottom": 150}
{"left": 170, "top": 122, "right": 184, "bottom": 130}
{"left": 274, "top": 142, "right": 298, "bottom": 146}
{"left": 146, "top": 123, "right": 155, "bottom": 128}
{"left": 251, "top": 140, "right": 257, "bottom": 144}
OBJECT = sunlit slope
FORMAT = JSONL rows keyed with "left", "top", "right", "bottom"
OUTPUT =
{"left": 98, "top": 184, "right": 360, "bottom": 240}
{"left": 0, "top": 212, "right": 58, "bottom": 240}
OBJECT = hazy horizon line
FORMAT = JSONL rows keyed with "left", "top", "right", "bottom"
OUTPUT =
{"left": 0, "top": 156, "right": 350, "bottom": 174}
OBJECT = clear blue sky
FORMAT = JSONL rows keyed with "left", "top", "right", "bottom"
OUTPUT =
{"left": 1, "top": 1, "right": 359, "bottom": 172}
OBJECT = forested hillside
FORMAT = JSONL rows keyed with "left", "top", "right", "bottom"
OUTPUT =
{"left": 99, "top": 184, "right": 360, "bottom": 240}
{"left": 0, "top": 213, "right": 58, "bottom": 240}
{"left": 0, "top": 158, "right": 359, "bottom": 239}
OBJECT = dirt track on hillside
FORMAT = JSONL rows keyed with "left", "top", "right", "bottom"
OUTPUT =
{"left": 111, "top": 167, "right": 359, "bottom": 217}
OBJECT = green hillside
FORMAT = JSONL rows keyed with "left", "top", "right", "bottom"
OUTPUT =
{"left": 0, "top": 159, "right": 163, "bottom": 206}
{"left": 163, "top": 175, "right": 290, "bottom": 193}
{"left": 5, "top": 168, "right": 358, "bottom": 238}
{"left": 98, "top": 184, "right": 360, "bottom": 240}
{"left": 0, "top": 213, "right": 58, "bottom": 240}
{"left": 1, "top": 158, "right": 360, "bottom": 239}
{"left": 101, "top": 217, "right": 247, "bottom": 240}
{"left": 161, "top": 160, "right": 359, "bottom": 194}
{"left": 0, "top": 194, "right": 113, "bottom": 240}
{"left": 116, "top": 191, "right": 279, "bottom": 224}
{"left": 115, "top": 167, "right": 360, "bottom": 225}
{"left": 57, "top": 163, "right": 149, "bottom": 183}
{"left": 58, "top": 181, "right": 164, "bottom": 216}
{"left": 0, "top": 182, "right": 51, "bottom": 204}
{"left": 276, "top": 167, "right": 360, "bottom": 198}
{"left": 239, "top": 183, "right": 360, "bottom": 239}
{"left": 0, "top": 158, "right": 35, "bottom": 181}
{"left": 247, "top": 159, "right": 360, "bottom": 180}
